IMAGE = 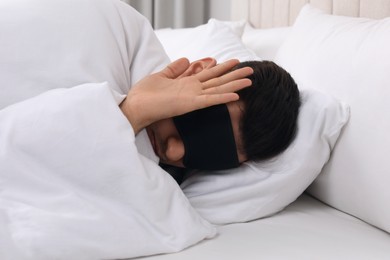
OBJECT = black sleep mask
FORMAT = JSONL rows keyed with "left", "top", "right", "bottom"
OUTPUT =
{"left": 173, "top": 104, "right": 240, "bottom": 170}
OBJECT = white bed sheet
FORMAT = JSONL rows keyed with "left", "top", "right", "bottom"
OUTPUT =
{"left": 137, "top": 194, "right": 390, "bottom": 260}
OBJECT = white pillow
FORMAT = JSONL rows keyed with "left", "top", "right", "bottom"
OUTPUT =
{"left": 216, "top": 19, "right": 247, "bottom": 37}
{"left": 275, "top": 4, "right": 390, "bottom": 233}
{"left": 154, "top": 19, "right": 258, "bottom": 63}
{"left": 242, "top": 24, "right": 292, "bottom": 61}
{"left": 181, "top": 89, "right": 349, "bottom": 224}
{"left": 155, "top": 18, "right": 292, "bottom": 63}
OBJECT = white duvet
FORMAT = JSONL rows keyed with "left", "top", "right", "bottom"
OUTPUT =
{"left": 0, "top": 83, "right": 216, "bottom": 260}
{"left": 0, "top": 0, "right": 215, "bottom": 259}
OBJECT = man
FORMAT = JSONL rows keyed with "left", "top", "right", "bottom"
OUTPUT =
{"left": 0, "top": 0, "right": 300, "bottom": 257}
{"left": 0, "top": 0, "right": 299, "bottom": 177}
{"left": 120, "top": 57, "right": 300, "bottom": 177}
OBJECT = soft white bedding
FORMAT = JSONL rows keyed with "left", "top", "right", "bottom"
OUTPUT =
{"left": 275, "top": 4, "right": 390, "bottom": 234}
{"left": 140, "top": 2, "right": 390, "bottom": 258}
{"left": 0, "top": 0, "right": 370, "bottom": 259}
{"left": 0, "top": 83, "right": 215, "bottom": 259}
{"left": 0, "top": 0, "right": 168, "bottom": 108}
{"left": 137, "top": 194, "right": 390, "bottom": 260}
{"left": 0, "top": 0, "right": 216, "bottom": 259}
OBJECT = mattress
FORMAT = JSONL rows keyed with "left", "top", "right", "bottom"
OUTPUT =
{"left": 137, "top": 194, "right": 390, "bottom": 260}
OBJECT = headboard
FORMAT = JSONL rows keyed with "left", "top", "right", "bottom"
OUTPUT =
{"left": 231, "top": 0, "right": 390, "bottom": 28}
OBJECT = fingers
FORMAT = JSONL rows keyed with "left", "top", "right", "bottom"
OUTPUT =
{"left": 195, "top": 59, "right": 240, "bottom": 82}
{"left": 203, "top": 78, "right": 252, "bottom": 95}
{"left": 195, "top": 93, "right": 240, "bottom": 109}
{"left": 160, "top": 58, "right": 190, "bottom": 79}
{"left": 194, "top": 77, "right": 252, "bottom": 109}
{"left": 202, "top": 66, "right": 253, "bottom": 90}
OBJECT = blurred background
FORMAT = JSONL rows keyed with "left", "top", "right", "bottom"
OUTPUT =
{"left": 121, "top": 0, "right": 233, "bottom": 29}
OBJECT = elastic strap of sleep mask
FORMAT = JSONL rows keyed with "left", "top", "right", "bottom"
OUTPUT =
{"left": 173, "top": 104, "right": 240, "bottom": 170}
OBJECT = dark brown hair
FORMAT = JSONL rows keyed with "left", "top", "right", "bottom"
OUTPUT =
{"left": 235, "top": 60, "right": 300, "bottom": 161}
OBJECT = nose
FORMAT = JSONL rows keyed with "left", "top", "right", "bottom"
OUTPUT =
{"left": 165, "top": 136, "right": 185, "bottom": 163}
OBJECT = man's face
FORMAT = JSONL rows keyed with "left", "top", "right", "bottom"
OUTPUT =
{"left": 146, "top": 101, "right": 247, "bottom": 168}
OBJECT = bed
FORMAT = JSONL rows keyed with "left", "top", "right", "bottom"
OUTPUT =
{"left": 1, "top": 0, "right": 389, "bottom": 259}
{"left": 139, "top": 0, "right": 390, "bottom": 259}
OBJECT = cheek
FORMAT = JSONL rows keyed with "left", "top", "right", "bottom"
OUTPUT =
{"left": 165, "top": 137, "right": 185, "bottom": 162}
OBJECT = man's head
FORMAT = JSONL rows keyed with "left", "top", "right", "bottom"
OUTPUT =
{"left": 234, "top": 60, "right": 300, "bottom": 162}
{"left": 146, "top": 59, "right": 300, "bottom": 170}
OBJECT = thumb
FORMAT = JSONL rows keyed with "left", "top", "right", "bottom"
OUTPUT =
{"left": 160, "top": 58, "right": 190, "bottom": 79}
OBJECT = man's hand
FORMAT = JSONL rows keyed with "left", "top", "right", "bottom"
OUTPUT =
{"left": 120, "top": 58, "right": 253, "bottom": 134}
